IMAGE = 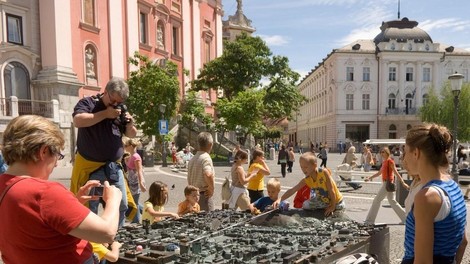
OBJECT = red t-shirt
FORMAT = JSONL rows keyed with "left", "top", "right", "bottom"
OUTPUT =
{"left": 0, "top": 175, "right": 93, "bottom": 263}
{"left": 381, "top": 158, "right": 395, "bottom": 182}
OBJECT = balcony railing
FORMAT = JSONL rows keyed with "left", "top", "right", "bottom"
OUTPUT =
{"left": 385, "top": 107, "right": 417, "bottom": 115}
{"left": 0, "top": 96, "right": 59, "bottom": 121}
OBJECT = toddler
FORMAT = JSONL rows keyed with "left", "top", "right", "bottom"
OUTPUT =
{"left": 251, "top": 178, "right": 281, "bottom": 212}
{"left": 142, "top": 181, "right": 179, "bottom": 224}
{"left": 91, "top": 241, "right": 122, "bottom": 263}
{"left": 177, "top": 185, "right": 201, "bottom": 216}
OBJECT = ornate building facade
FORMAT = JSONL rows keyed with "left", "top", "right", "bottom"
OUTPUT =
{"left": 0, "top": 0, "right": 223, "bottom": 165}
{"left": 290, "top": 17, "right": 470, "bottom": 150}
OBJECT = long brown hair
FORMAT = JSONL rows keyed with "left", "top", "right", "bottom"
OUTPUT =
{"left": 147, "top": 181, "right": 168, "bottom": 206}
{"left": 406, "top": 123, "right": 452, "bottom": 168}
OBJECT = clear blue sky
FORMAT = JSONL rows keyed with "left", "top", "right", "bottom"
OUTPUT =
{"left": 222, "top": 0, "right": 470, "bottom": 79}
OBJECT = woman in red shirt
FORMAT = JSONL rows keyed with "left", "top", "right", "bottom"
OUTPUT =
{"left": 0, "top": 115, "right": 122, "bottom": 264}
{"left": 364, "top": 147, "right": 407, "bottom": 224}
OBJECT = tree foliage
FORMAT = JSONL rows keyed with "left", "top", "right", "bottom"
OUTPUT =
{"left": 126, "top": 52, "right": 180, "bottom": 136}
{"left": 191, "top": 33, "right": 306, "bottom": 141}
{"left": 178, "top": 90, "right": 213, "bottom": 131}
{"left": 192, "top": 33, "right": 272, "bottom": 100}
{"left": 420, "top": 83, "right": 470, "bottom": 141}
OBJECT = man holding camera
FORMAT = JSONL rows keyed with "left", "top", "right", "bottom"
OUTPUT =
{"left": 70, "top": 77, "right": 138, "bottom": 227}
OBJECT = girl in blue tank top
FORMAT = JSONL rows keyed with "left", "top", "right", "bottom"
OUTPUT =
{"left": 402, "top": 123, "right": 467, "bottom": 264}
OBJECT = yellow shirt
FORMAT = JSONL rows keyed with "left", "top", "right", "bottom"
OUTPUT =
{"left": 90, "top": 242, "right": 108, "bottom": 261}
{"left": 142, "top": 201, "right": 164, "bottom": 224}
{"left": 247, "top": 163, "right": 265, "bottom": 191}
{"left": 304, "top": 169, "right": 343, "bottom": 205}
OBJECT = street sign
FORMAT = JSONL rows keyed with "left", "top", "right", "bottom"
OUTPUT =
{"left": 159, "top": 119, "right": 168, "bottom": 135}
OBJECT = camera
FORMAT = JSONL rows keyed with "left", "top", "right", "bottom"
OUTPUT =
{"left": 89, "top": 186, "right": 104, "bottom": 197}
{"left": 114, "top": 104, "right": 130, "bottom": 133}
{"left": 115, "top": 104, "right": 130, "bottom": 125}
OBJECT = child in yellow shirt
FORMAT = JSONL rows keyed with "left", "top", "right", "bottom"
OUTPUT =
{"left": 91, "top": 241, "right": 122, "bottom": 263}
{"left": 142, "top": 181, "right": 179, "bottom": 224}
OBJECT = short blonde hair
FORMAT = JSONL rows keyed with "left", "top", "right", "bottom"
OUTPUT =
{"left": 3, "top": 115, "right": 65, "bottom": 164}
{"left": 266, "top": 178, "right": 281, "bottom": 191}
{"left": 299, "top": 152, "right": 317, "bottom": 165}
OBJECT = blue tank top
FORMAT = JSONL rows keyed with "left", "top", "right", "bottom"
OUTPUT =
{"left": 403, "top": 179, "right": 466, "bottom": 260}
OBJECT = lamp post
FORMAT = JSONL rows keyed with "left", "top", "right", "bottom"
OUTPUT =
{"left": 159, "top": 104, "right": 167, "bottom": 167}
{"left": 449, "top": 72, "right": 464, "bottom": 181}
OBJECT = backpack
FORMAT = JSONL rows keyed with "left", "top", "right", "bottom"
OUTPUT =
{"left": 221, "top": 177, "right": 231, "bottom": 201}
{"left": 335, "top": 253, "right": 378, "bottom": 264}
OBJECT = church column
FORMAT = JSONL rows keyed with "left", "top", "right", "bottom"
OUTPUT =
{"left": 398, "top": 61, "right": 405, "bottom": 108}
{"left": 415, "top": 61, "right": 423, "bottom": 107}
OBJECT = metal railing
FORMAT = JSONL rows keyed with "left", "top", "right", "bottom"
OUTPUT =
{"left": 385, "top": 107, "right": 417, "bottom": 115}
{"left": 0, "top": 96, "right": 59, "bottom": 120}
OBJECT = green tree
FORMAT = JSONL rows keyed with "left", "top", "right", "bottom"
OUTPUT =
{"left": 126, "top": 52, "right": 179, "bottom": 136}
{"left": 179, "top": 91, "right": 212, "bottom": 129}
{"left": 217, "top": 89, "right": 266, "bottom": 145}
{"left": 192, "top": 33, "right": 306, "bottom": 141}
{"left": 420, "top": 83, "right": 470, "bottom": 141}
{"left": 192, "top": 33, "right": 271, "bottom": 100}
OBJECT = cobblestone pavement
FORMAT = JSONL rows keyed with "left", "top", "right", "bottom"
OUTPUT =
{"left": 8, "top": 151, "right": 468, "bottom": 263}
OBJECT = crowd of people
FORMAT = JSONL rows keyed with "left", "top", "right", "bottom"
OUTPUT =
{"left": 0, "top": 77, "right": 468, "bottom": 263}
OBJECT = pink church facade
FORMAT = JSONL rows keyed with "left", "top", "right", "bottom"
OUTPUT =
{"left": 0, "top": 0, "right": 223, "bottom": 164}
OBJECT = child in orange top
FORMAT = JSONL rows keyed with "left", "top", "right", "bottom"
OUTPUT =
{"left": 177, "top": 185, "right": 201, "bottom": 216}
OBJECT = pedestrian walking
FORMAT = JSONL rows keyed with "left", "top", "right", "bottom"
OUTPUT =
{"left": 287, "top": 147, "right": 295, "bottom": 173}
{"left": 364, "top": 147, "right": 406, "bottom": 224}
{"left": 318, "top": 145, "right": 328, "bottom": 168}
{"left": 278, "top": 145, "right": 288, "bottom": 177}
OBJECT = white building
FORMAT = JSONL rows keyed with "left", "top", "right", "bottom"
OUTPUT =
{"left": 290, "top": 17, "right": 470, "bottom": 151}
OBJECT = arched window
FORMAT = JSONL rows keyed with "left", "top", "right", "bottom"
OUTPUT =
{"left": 422, "top": 93, "right": 428, "bottom": 105}
{"left": 405, "top": 93, "right": 413, "bottom": 114}
{"left": 389, "top": 124, "right": 397, "bottom": 139}
{"left": 3, "top": 61, "right": 31, "bottom": 115}
{"left": 4, "top": 61, "right": 30, "bottom": 99}
{"left": 388, "top": 93, "right": 396, "bottom": 109}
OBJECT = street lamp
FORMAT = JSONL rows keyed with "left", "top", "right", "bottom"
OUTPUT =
{"left": 449, "top": 72, "right": 464, "bottom": 181}
{"left": 159, "top": 103, "right": 167, "bottom": 167}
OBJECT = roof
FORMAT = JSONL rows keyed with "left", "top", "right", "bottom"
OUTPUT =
{"left": 373, "top": 17, "right": 432, "bottom": 44}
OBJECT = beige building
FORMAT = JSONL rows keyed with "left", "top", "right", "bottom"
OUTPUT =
{"left": 290, "top": 17, "right": 470, "bottom": 151}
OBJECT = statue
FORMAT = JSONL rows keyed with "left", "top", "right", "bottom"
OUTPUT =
{"left": 85, "top": 48, "right": 96, "bottom": 79}
{"left": 157, "top": 25, "right": 164, "bottom": 49}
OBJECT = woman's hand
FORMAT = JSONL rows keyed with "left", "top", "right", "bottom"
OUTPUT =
{"left": 76, "top": 180, "right": 101, "bottom": 204}
{"left": 102, "top": 181, "right": 122, "bottom": 204}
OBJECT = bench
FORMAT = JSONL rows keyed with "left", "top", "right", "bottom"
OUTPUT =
{"left": 334, "top": 170, "right": 379, "bottom": 187}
